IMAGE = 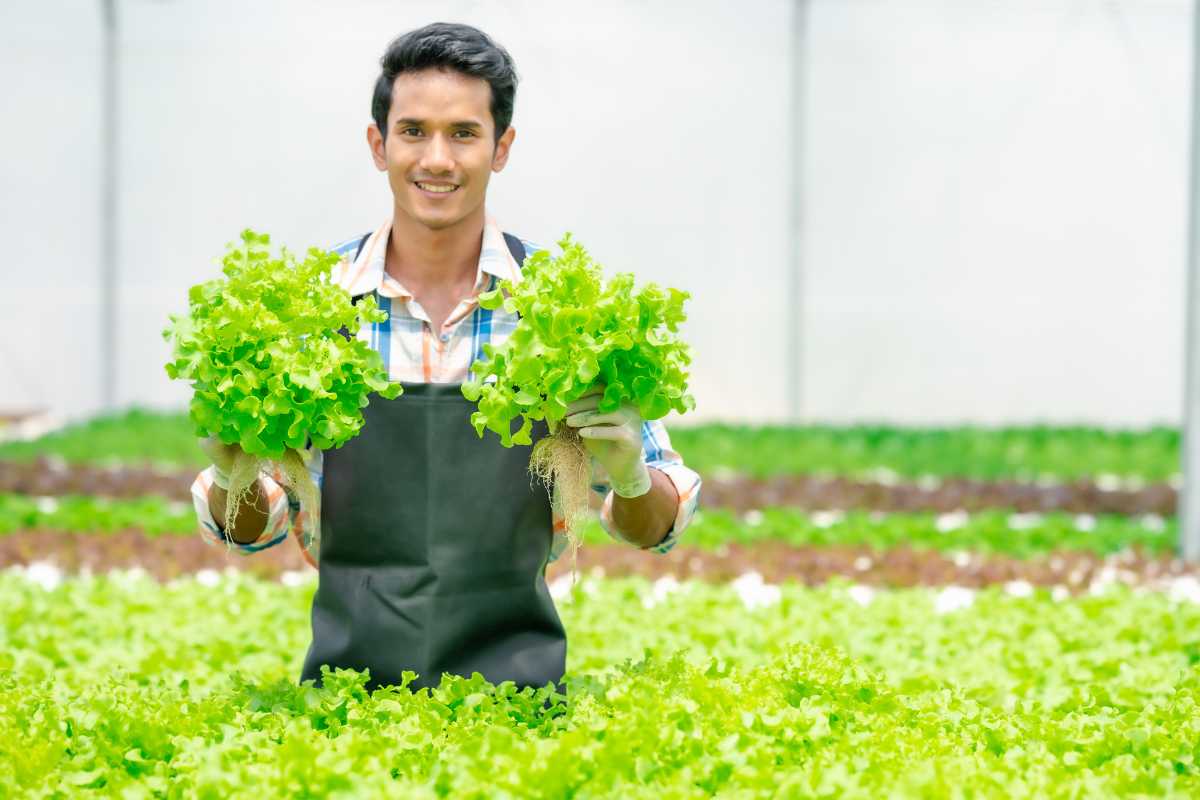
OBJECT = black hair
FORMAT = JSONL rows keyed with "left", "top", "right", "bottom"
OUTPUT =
{"left": 371, "top": 22, "right": 518, "bottom": 146}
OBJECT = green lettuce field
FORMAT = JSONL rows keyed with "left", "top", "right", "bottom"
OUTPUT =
{"left": 4, "top": 573, "right": 1200, "bottom": 797}
{"left": 1, "top": 410, "right": 1198, "bottom": 797}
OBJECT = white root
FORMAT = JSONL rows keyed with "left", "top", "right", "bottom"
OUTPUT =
{"left": 530, "top": 426, "right": 591, "bottom": 582}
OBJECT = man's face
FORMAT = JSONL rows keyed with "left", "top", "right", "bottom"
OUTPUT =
{"left": 369, "top": 68, "right": 514, "bottom": 231}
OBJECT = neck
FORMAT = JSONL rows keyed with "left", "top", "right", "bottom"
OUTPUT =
{"left": 386, "top": 204, "right": 486, "bottom": 291}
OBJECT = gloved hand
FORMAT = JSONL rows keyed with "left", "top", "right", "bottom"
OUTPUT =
{"left": 564, "top": 389, "right": 651, "bottom": 498}
{"left": 198, "top": 436, "right": 241, "bottom": 490}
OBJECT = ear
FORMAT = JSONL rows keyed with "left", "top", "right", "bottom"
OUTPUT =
{"left": 491, "top": 125, "right": 516, "bottom": 173}
{"left": 367, "top": 122, "right": 387, "bottom": 171}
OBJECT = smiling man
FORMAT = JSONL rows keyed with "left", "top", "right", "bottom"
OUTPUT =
{"left": 191, "top": 22, "right": 702, "bottom": 696}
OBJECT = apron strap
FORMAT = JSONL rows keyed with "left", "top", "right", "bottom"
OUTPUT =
{"left": 353, "top": 232, "right": 371, "bottom": 261}
{"left": 502, "top": 232, "right": 526, "bottom": 267}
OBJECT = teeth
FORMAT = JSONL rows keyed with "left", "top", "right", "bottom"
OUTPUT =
{"left": 417, "top": 182, "right": 457, "bottom": 193}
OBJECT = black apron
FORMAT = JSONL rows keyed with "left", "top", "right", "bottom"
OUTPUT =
{"left": 299, "top": 383, "right": 566, "bottom": 693}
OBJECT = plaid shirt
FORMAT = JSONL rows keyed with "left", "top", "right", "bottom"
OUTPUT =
{"left": 191, "top": 213, "right": 702, "bottom": 568}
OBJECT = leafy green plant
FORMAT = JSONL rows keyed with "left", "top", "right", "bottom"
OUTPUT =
{"left": 163, "top": 230, "right": 401, "bottom": 456}
{"left": 463, "top": 233, "right": 694, "bottom": 445}
{"left": 162, "top": 230, "right": 402, "bottom": 528}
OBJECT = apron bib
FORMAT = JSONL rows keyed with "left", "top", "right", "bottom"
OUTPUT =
{"left": 300, "top": 382, "right": 566, "bottom": 693}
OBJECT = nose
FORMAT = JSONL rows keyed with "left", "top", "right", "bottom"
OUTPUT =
{"left": 419, "top": 132, "right": 455, "bottom": 175}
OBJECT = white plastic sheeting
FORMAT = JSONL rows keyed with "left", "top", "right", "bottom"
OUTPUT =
{"left": 0, "top": 0, "right": 1190, "bottom": 426}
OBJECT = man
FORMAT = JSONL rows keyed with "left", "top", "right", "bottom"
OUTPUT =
{"left": 191, "top": 22, "right": 701, "bottom": 695}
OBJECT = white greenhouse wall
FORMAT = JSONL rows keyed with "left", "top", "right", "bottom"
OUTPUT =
{"left": 0, "top": 0, "right": 1191, "bottom": 426}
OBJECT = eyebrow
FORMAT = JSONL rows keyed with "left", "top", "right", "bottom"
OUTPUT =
{"left": 394, "top": 117, "right": 484, "bottom": 130}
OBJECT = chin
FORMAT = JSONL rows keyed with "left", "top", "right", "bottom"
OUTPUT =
{"left": 412, "top": 212, "right": 462, "bottom": 231}
{"left": 396, "top": 203, "right": 446, "bottom": 227}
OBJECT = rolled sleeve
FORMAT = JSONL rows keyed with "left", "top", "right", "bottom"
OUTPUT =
{"left": 190, "top": 466, "right": 291, "bottom": 555}
{"left": 597, "top": 419, "right": 702, "bottom": 554}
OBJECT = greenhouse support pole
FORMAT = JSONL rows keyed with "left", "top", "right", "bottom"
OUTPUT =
{"left": 100, "top": 0, "right": 118, "bottom": 411}
{"left": 786, "top": 0, "right": 808, "bottom": 421}
{"left": 1183, "top": 0, "right": 1200, "bottom": 561}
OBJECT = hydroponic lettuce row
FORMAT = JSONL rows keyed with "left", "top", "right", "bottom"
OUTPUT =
{"left": 0, "top": 495, "right": 1177, "bottom": 559}
{"left": 3, "top": 574, "right": 1199, "bottom": 797}
{"left": 462, "top": 233, "right": 695, "bottom": 447}
{"left": 162, "top": 229, "right": 402, "bottom": 458}
{"left": 0, "top": 409, "right": 1181, "bottom": 483}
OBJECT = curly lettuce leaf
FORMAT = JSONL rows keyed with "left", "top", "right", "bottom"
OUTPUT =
{"left": 463, "top": 233, "right": 695, "bottom": 446}
{"left": 163, "top": 229, "right": 402, "bottom": 458}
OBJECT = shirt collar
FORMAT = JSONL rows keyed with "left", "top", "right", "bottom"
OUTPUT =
{"left": 336, "top": 212, "right": 522, "bottom": 298}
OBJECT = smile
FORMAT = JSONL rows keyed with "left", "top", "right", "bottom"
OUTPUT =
{"left": 415, "top": 182, "right": 459, "bottom": 194}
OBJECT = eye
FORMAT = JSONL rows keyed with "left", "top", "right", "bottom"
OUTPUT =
{"left": 453, "top": 130, "right": 476, "bottom": 138}
{"left": 399, "top": 127, "right": 422, "bottom": 136}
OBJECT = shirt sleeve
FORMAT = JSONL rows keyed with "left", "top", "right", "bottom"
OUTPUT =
{"left": 191, "top": 465, "right": 291, "bottom": 554}
{"left": 595, "top": 419, "right": 701, "bottom": 554}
